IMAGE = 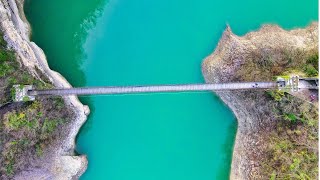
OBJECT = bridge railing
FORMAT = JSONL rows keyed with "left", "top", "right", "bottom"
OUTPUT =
{"left": 27, "top": 82, "right": 278, "bottom": 96}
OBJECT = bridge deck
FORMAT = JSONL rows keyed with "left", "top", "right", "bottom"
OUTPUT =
{"left": 28, "top": 82, "right": 277, "bottom": 96}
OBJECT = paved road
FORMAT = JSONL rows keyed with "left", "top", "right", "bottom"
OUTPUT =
{"left": 28, "top": 82, "right": 277, "bottom": 96}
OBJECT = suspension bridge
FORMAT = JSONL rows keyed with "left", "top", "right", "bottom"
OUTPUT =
{"left": 28, "top": 82, "right": 276, "bottom": 96}
{"left": 12, "top": 76, "right": 318, "bottom": 102}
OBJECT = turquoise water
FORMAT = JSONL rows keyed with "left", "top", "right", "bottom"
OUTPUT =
{"left": 24, "top": 0, "right": 317, "bottom": 179}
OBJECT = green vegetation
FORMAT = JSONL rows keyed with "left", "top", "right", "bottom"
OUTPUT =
{"left": 1, "top": 99, "right": 70, "bottom": 177}
{"left": 4, "top": 112, "right": 28, "bottom": 130}
{"left": 236, "top": 48, "right": 318, "bottom": 81}
{"left": 235, "top": 46, "right": 318, "bottom": 179}
{"left": 0, "top": 32, "right": 72, "bottom": 177}
{"left": 41, "top": 118, "right": 62, "bottom": 139}
{"left": 306, "top": 54, "right": 318, "bottom": 70}
{"left": 270, "top": 171, "right": 276, "bottom": 180}
{"left": 35, "top": 144, "right": 43, "bottom": 157}
{"left": 303, "top": 64, "right": 318, "bottom": 77}
{"left": 0, "top": 36, "right": 16, "bottom": 78}
{"left": 10, "top": 87, "right": 16, "bottom": 100}
{"left": 303, "top": 53, "right": 318, "bottom": 77}
{"left": 52, "top": 97, "right": 65, "bottom": 110}
{"left": 262, "top": 92, "right": 318, "bottom": 179}
{"left": 0, "top": 32, "right": 53, "bottom": 106}
{"left": 283, "top": 113, "right": 297, "bottom": 123}
{"left": 22, "top": 96, "right": 30, "bottom": 102}
{"left": 267, "top": 90, "right": 285, "bottom": 102}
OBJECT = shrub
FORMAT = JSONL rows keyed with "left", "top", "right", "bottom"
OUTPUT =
{"left": 5, "top": 160, "right": 14, "bottom": 176}
{"left": 304, "top": 64, "right": 318, "bottom": 77}
{"left": 40, "top": 119, "right": 61, "bottom": 139}
{"left": 10, "top": 87, "right": 16, "bottom": 100}
{"left": 284, "top": 113, "right": 297, "bottom": 123}
{"left": 30, "top": 101, "right": 41, "bottom": 109}
{"left": 4, "top": 112, "right": 28, "bottom": 130}
{"left": 0, "top": 62, "right": 14, "bottom": 77}
{"left": 0, "top": 32, "right": 8, "bottom": 48}
{"left": 306, "top": 54, "right": 318, "bottom": 70}
{"left": 22, "top": 96, "right": 30, "bottom": 102}
{"left": 267, "top": 90, "right": 285, "bottom": 102}
{"left": 270, "top": 171, "right": 276, "bottom": 180}
{"left": 3, "top": 143, "right": 17, "bottom": 176}
{"left": 289, "top": 158, "right": 301, "bottom": 171}
{"left": 35, "top": 144, "right": 43, "bottom": 157}
{"left": 53, "top": 97, "right": 65, "bottom": 109}
{"left": 8, "top": 77, "right": 17, "bottom": 85}
{"left": 0, "top": 50, "right": 15, "bottom": 63}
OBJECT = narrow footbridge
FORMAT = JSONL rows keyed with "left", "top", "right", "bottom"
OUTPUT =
{"left": 13, "top": 76, "right": 318, "bottom": 102}
{"left": 28, "top": 82, "right": 276, "bottom": 96}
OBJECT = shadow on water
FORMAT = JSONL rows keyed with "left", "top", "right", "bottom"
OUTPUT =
{"left": 24, "top": 0, "right": 107, "bottom": 140}
{"left": 24, "top": 0, "right": 107, "bottom": 87}
{"left": 208, "top": 92, "right": 238, "bottom": 178}
{"left": 216, "top": 122, "right": 238, "bottom": 179}
{"left": 76, "top": 96, "right": 95, "bottom": 136}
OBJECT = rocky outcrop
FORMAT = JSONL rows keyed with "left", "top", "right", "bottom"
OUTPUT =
{"left": 202, "top": 23, "right": 318, "bottom": 179}
{"left": 0, "top": 0, "right": 89, "bottom": 178}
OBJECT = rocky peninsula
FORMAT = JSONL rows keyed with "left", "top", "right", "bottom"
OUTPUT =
{"left": 0, "top": 0, "right": 89, "bottom": 178}
{"left": 202, "top": 23, "right": 318, "bottom": 179}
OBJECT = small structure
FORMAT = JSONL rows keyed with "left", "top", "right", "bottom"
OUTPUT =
{"left": 291, "top": 75, "right": 299, "bottom": 92}
{"left": 13, "top": 85, "right": 35, "bottom": 102}
{"left": 276, "top": 75, "right": 319, "bottom": 103}
{"left": 276, "top": 77, "right": 287, "bottom": 89}
{"left": 298, "top": 77, "right": 319, "bottom": 90}
{"left": 277, "top": 76, "right": 292, "bottom": 91}
{"left": 276, "top": 75, "right": 316, "bottom": 92}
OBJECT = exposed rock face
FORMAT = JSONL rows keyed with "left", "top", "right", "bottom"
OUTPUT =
{"left": 202, "top": 23, "right": 318, "bottom": 179}
{"left": 0, "top": 0, "right": 89, "bottom": 178}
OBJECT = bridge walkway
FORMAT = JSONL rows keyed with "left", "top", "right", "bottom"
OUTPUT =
{"left": 28, "top": 82, "right": 277, "bottom": 96}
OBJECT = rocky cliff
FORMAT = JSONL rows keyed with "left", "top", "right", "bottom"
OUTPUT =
{"left": 0, "top": 0, "right": 90, "bottom": 179}
{"left": 202, "top": 23, "right": 318, "bottom": 179}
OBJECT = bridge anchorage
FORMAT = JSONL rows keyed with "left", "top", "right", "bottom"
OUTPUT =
{"left": 12, "top": 75, "right": 318, "bottom": 102}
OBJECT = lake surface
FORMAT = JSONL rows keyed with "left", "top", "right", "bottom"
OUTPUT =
{"left": 24, "top": 0, "right": 317, "bottom": 179}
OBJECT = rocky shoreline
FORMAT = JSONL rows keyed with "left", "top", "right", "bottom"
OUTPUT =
{"left": 0, "top": 0, "right": 89, "bottom": 178}
{"left": 202, "top": 23, "right": 318, "bottom": 179}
